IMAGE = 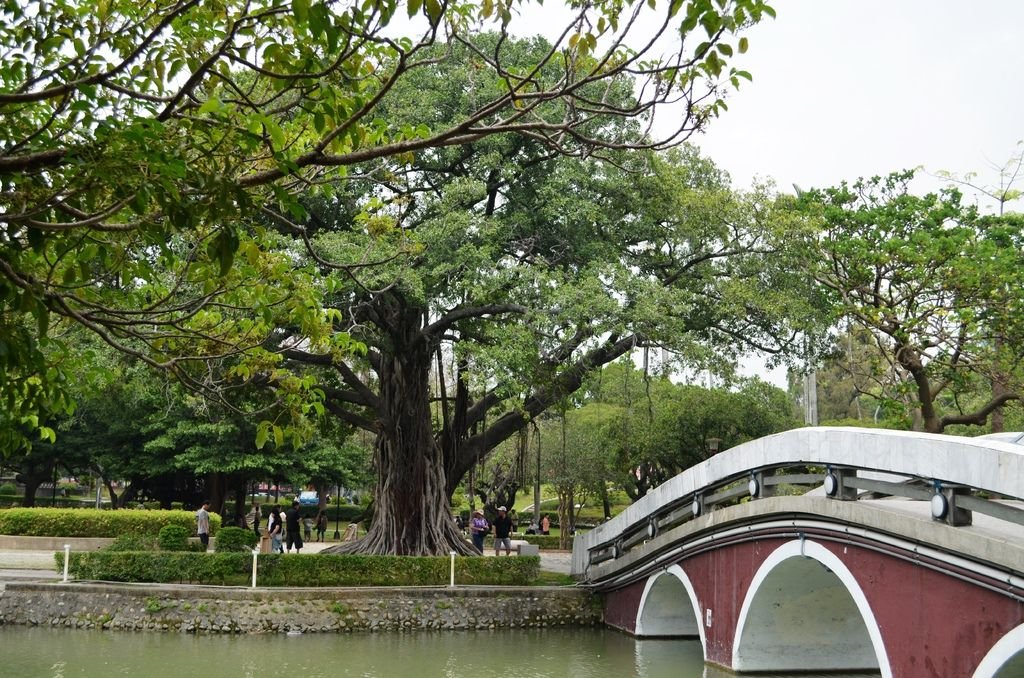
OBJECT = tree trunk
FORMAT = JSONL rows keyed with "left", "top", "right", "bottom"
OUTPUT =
{"left": 104, "top": 479, "right": 119, "bottom": 508}
{"left": 325, "top": 327, "right": 474, "bottom": 556}
{"left": 315, "top": 481, "right": 328, "bottom": 514}
{"left": 556, "top": 488, "right": 572, "bottom": 550}
{"left": 205, "top": 472, "right": 226, "bottom": 515}
{"left": 232, "top": 476, "right": 247, "bottom": 523}
{"left": 20, "top": 478, "right": 40, "bottom": 507}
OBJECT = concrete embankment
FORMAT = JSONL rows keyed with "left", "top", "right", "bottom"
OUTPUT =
{"left": 0, "top": 581, "right": 601, "bottom": 634}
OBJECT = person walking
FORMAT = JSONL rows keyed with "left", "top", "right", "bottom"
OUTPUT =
{"left": 540, "top": 514, "right": 550, "bottom": 536}
{"left": 285, "top": 500, "right": 304, "bottom": 553}
{"left": 469, "top": 510, "right": 489, "bottom": 553}
{"left": 267, "top": 505, "right": 284, "bottom": 553}
{"left": 195, "top": 500, "right": 211, "bottom": 551}
{"left": 315, "top": 510, "right": 328, "bottom": 542}
{"left": 249, "top": 502, "right": 261, "bottom": 537}
{"left": 492, "top": 506, "right": 513, "bottom": 556}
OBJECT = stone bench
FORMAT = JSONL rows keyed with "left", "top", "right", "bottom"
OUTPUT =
{"left": 509, "top": 540, "right": 539, "bottom": 556}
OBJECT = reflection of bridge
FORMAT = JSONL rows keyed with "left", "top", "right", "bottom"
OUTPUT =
{"left": 571, "top": 427, "right": 1024, "bottom": 677}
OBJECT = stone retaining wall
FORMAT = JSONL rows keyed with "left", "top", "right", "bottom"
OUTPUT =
{"left": 0, "top": 582, "right": 602, "bottom": 634}
{"left": 0, "top": 536, "right": 112, "bottom": 551}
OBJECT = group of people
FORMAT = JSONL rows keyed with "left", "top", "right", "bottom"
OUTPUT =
{"left": 199, "top": 498, "right": 552, "bottom": 556}
{"left": 258, "top": 502, "right": 331, "bottom": 553}
{"left": 198, "top": 499, "right": 329, "bottom": 553}
{"left": 465, "top": 506, "right": 551, "bottom": 555}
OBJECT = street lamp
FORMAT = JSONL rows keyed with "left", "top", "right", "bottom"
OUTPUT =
{"left": 705, "top": 437, "right": 722, "bottom": 457}
{"left": 333, "top": 483, "right": 341, "bottom": 540}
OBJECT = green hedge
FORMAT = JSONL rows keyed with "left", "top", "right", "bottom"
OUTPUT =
{"left": 158, "top": 524, "right": 191, "bottom": 551}
{"left": 483, "top": 534, "right": 570, "bottom": 550}
{"left": 256, "top": 504, "right": 364, "bottom": 523}
{"left": 0, "top": 497, "right": 100, "bottom": 509}
{"left": 214, "top": 526, "right": 259, "bottom": 552}
{"left": 56, "top": 551, "right": 540, "bottom": 586}
{"left": 0, "top": 508, "right": 221, "bottom": 537}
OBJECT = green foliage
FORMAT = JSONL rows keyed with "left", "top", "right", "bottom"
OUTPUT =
{"left": 484, "top": 534, "right": 568, "bottom": 551}
{"left": 579, "top": 362, "right": 800, "bottom": 501}
{"left": 0, "top": 508, "right": 219, "bottom": 538}
{"left": 214, "top": 526, "right": 259, "bottom": 552}
{"left": 57, "top": 552, "right": 540, "bottom": 587}
{"left": 105, "top": 533, "right": 158, "bottom": 552}
{"left": 0, "top": 0, "right": 776, "bottom": 454}
{"left": 0, "top": 482, "right": 16, "bottom": 495}
{"left": 797, "top": 170, "right": 1024, "bottom": 433}
{"left": 157, "top": 525, "right": 191, "bottom": 552}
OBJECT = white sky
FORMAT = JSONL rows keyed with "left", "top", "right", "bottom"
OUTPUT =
{"left": 694, "top": 0, "right": 1024, "bottom": 206}
{"left": 693, "top": 1, "right": 1024, "bottom": 386}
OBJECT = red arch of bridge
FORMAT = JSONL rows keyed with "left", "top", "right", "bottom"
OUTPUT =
{"left": 603, "top": 534, "right": 1024, "bottom": 677}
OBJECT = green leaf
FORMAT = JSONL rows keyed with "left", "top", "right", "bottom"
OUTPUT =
{"left": 425, "top": 0, "right": 441, "bottom": 23}
{"left": 255, "top": 424, "right": 269, "bottom": 450}
{"left": 292, "top": 0, "right": 310, "bottom": 23}
{"left": 197, "top": 96, "right": 222, "bottom": 115}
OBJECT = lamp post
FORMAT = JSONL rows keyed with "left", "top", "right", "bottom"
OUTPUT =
{"left": 333, "top": 483, "right": 341, "bottom": 540}
{"left": 705, "top": 437, "right": 722, "bottom": 457}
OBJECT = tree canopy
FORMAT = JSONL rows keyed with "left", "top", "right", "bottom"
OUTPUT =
{"left": 796, "top": 171, "right": 1024, "bottom": 433}
{"left": 1, "top": 0, "right": 777, "bottom": 452}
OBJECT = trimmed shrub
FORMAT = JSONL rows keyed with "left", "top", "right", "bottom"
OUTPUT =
{"left": 56, "top": 552, "right": 540, "bottom": 587}
{"left": 157, "top": 524, "right": 190, "bottom": 551}
{"left": 105, "top": 533, "right": 159, "bottom": 552}
{"left": 0, "top": 482, "right": 17, "bottom": 495}
{"left": 214, "top": 526, "right": 258, "bottom": 552}
{"left": 0, "top": 507, "right": 220, "bottom": 537}
{"left": 483, "top": 534, "right": 570, "bottom": 550}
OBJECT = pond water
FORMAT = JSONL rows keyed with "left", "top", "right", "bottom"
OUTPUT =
{"left": 1, "top": 626, "right": 879, "bottom": 677}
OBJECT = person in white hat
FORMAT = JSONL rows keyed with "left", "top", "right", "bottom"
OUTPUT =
{"left": 492, "top": 506, "right": 514, "bottom": 556}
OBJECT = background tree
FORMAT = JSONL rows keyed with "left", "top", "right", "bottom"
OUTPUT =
{"left": 787, "top": 326, "right": 909, "bottom": 427}
{"left": 796, "top": 171, "right": 1024, "bottom": 433}
{"left": 588, "top": 362, "right": 798, "bottom": 500}
{"left": 936, "top": 142, "right": 1024, "bottom": 432}
{"left": 35, "top": 339, "right": 372, "bottom": 512}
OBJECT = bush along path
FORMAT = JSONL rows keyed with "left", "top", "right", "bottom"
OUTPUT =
{"left": 56, "top": 551, "right": 541, "bottom": 587}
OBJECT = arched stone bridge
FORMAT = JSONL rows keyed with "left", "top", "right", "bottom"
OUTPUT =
{"left": 571, "top": 427, "right": 1024, "bottom": 677}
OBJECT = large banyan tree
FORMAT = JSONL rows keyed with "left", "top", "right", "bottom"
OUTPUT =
{"left": 0, "top": 0, "right": 804, "bottom": 553}
{"left": 272, "top": 37, "right": 812, "bottom": 554}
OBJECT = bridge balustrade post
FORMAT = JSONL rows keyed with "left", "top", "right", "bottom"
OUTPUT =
{"left": 824, "top": 467, "right": 858, "bottom": 501}
{"left": 749, "top": 471, "right": 773, "bottom": 499}
{"left": 933, "top": 485, "right": 973, "bottom": 527}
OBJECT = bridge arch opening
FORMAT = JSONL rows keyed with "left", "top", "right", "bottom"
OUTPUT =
{"left": 973, "top": 623, "right": 1024, "bottom": 677}
{"left": 635, "top": 565, "right": 705, "bottom": 647}
{"left": 732, "top": 539, "right": 892, "bottom": 678}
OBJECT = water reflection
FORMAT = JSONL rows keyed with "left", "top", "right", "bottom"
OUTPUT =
{"left": 1, "top": 626, "right": 880, "bottom": 677}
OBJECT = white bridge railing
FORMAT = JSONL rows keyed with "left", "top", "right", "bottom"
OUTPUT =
{"left": 572, "top": 427, "right": 1024, "bottom": 576}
